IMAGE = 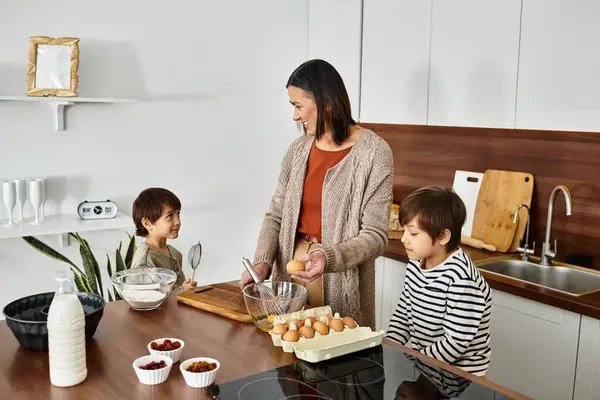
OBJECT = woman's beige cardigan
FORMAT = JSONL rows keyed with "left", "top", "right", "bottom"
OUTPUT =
{"left": 254, "top": 129, "right": 394, "bottom": 329}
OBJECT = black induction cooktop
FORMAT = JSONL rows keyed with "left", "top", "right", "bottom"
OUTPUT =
{"left": 205, "top": 343, "right": 516, "bottom": 400}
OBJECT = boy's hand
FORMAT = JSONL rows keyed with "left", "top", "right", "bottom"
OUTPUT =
{"left": 293, "top": 250, "right": 325, "bottom": 283}
{"left": 181, "top": 278, "right": 197, "bottom": 291}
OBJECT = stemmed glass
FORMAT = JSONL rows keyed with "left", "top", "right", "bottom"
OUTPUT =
{"left": 2, "top": 181, "right": 17, "bottom": 227}
{"left": 29, "top": 180, "right": 43, "bottom": 225}
{"left": 13, "top": 179, "right": 27, "bottom": 223}
{"left": 36, "top": 177, "right": 48, "bottom": 221}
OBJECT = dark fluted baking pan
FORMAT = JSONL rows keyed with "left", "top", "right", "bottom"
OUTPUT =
{"left": 2, "top": 291, "right": 105, "bottom": 351}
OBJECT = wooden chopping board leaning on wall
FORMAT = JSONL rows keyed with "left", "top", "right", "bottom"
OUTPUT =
{"left": 471, "top": 169, "right": 534, "bottom": 253}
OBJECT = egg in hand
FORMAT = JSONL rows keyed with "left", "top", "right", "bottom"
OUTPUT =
{"left": 286, "top": 260, "right": 306, "bottom": 275}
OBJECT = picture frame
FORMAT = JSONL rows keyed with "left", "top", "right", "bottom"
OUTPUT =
{"left": 27, "top": 36, "right": 80, "bottom": 97}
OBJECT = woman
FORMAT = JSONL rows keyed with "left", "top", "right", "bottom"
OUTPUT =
{"left": 239, "top": 59, "right": 394, "bottom": 329}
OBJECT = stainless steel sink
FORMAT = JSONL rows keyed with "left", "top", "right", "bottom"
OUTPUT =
{"left": 476, "top": 257, "right": 600, "bottom": 296}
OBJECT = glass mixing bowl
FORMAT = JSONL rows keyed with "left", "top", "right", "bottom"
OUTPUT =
{"left": 242, "top": 281, "right": 307, "bottom": 332}
{"left": 111, "top": 268, "right": 177, "bottom": 311}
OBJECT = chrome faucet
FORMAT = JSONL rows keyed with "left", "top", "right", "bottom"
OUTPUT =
{"left": 540, "top": 185, "right": 573, "bottom": 266}
{"left": 514, "top": 204, "right": 534, "bottom": 261}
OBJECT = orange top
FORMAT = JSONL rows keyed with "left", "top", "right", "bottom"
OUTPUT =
{"left": 297, "top": 141, "right": 353, "bottom": 242}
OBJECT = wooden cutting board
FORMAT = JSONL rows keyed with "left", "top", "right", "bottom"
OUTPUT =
{"left": 177, "top": 282, "right": 253, "bottom": 323}
{"left": 472, "top": 169, "right": 534, "bottom": 252}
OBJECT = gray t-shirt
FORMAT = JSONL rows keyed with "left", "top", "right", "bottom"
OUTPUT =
{"left": 130, "top": 242, "right": 185, "bottom": 287}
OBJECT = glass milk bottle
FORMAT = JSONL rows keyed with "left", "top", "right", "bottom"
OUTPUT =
{"left": 47, "top": 270, "right": 87, "bottom": 387}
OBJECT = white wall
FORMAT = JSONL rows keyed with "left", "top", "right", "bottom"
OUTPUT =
{"left": 308, "top": 0, "right": 363, "bottom": 121}
{"left": 0, "top": 1, "right": 312, "bottom": 313}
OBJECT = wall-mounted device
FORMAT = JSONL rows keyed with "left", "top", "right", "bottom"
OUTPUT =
{"left": 77, "top": 200, "right": 118, "bottom": 220}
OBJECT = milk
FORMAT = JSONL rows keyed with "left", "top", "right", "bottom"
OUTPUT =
{"left": 47, "top": 270, "right": 87, "bottom": 387}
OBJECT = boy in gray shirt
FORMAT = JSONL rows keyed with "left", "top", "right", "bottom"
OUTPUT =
{"left": 131, "top": 188, "right": 196, "bottom": 290}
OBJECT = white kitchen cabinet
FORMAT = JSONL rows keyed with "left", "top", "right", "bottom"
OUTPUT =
{"left": 360, "top": 0, "right": 432, "bottom": 124}
{"left": 573, "top": 316, "right": 600, "bottom": 400}
{"left": 427, "top": 0, "right": 521, "bottom": 128}
{"left": 375, "top": 256, "right": 408, "bottom": 331}
{"left": 487, "top": 289, "right": 581, "bottom": 400}
{"left": 307, "top": 0, "right": 362, "bottom": 121}
{"left": 516, "top": 0, "right": 600, "bottom": 132}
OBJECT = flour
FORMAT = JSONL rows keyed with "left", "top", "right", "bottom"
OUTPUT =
{"left": 120, "top": 290, "right": 166, "bottom": 309}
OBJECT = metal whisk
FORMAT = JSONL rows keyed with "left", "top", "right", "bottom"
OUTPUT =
{"left": 241, "top": 258, "right": 285, "bottom": 317}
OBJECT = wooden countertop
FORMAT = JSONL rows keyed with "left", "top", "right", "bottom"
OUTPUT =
{"left": 385, "top": 239, "right": 600, "bottom": 319}
{"left": 0, "top": 292, "right": 528, "bottom": 399}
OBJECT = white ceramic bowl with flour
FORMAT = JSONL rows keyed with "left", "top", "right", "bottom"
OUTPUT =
{"left": 111, "top": 268, "right": 177, "bottom": 311}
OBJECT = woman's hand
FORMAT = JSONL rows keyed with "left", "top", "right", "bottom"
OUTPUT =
{"left": 293, "top": 250, "right": 326, "bottom": 283}
{"left": 238, "top": 262, "right": 270, "bottom": 289}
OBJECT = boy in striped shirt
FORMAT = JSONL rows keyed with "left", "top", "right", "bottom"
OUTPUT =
{"left": 387, "top": 186, "right": 492, "bottom": 377}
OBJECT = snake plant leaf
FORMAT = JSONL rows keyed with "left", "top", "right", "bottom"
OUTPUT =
{"left": 78, "top": 234, "right": 103, "bottom": 297}
{"left": 114, "top": 287, "right": 122, "bottom": 301}
{"left": 107, "top": 289, "right": 114, "bottom": 302}
{"left": 72, "top": 233, "right": 103, "bottom": 296}
{"left": 125, "top": 234, "right": 136, "bottom": 269}
{"left": 73, "top": 272, "right": 89, "bottom": 293}
{"left": 74, "top": 235, "right": 100, "bottom": 295}
{"left": 22, "top": 236, "right": 86, "bottom": 277}
{"left": 116, "top": 247, "right": 126, "bottom": 273}
{"left": 106, "top": 254, "right": 113, "bottom": 279}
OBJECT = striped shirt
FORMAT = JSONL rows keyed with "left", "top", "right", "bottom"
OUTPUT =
{"left": 386, "top": 248, "right": 492, "bottom": 376}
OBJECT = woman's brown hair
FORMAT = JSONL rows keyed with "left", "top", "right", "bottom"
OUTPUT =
{"left": 286, "top": 59, "right": 356, "bottom": 146}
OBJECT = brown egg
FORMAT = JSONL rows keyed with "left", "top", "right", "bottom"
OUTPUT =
{"left": 298, "top": 326, "right": 315, "bottom": 339}
{"left": 272, "top": 323, "right": 287, "bottom": 335}
{"left": 312, "top": 321, "right": 329, "bottom": 335}
{"left": 329, "top": 319, "right": 344, "bottom": 332}
{"left": 342, "top": 317, "right": 357, "bottom": 329}
{"left": 282, "top": 330, "right": 300, "bottom": 342}
{"left": 286, "top": 260, "right": 306, "bottom": 275}
{"left": 304, "top": 317, "right": 316, "bottom": 326}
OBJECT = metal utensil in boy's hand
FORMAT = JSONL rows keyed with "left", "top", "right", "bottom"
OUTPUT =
{"left": 188, "top": 241, "right": 202, "bottom": 281}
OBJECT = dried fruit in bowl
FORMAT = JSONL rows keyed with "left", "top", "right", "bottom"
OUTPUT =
{"left": 186, "top": 361, "right": 218, "bottom": 373}
{"left": 139, "top": 360, "right": 167, "bottom": 370}
{"left": 151, "top": 339, "right": 181, "bottom": 351}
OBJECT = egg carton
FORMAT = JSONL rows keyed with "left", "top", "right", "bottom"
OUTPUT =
{"left": 293, "top": 327, "right": 386, "bottom": 363}
{"left": 269, "top": 311, "right": 360, "bottom": 352}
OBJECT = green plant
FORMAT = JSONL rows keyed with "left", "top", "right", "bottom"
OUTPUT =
{"left": 23, "top": 232, "right": 137, "bottom": 302}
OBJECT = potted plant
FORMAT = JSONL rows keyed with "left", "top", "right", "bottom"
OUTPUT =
{"left": 23, "top": 233, "right": 137, "bottom": 302}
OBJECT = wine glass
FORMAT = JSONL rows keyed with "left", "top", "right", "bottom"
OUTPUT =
{"left": 36, "top": 177, "right": 48, "bottom": 220}
{"left": 29, "top": 179, "right": 43, "bottom": 225}
{"left": 2, "top": 181, "right": 17, "bottom": 227}
{"left": 13, "top": 179, "right": 27, "bottom": 223}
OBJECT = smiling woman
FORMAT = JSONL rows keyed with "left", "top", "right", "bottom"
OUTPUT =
{"left": 239, "top": 59, "right": 395, "bottom": 329}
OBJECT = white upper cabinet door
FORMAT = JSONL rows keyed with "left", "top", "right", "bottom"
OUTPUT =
{"left": 360, "top": 0, "right": 432, "bottom": 124}
{"left": 428, "top": 0, "right": 522, "bottom": 128}
{"left": 516, "top": 0, "right": 600, "bottom": 132}
{"left": 308, "top": 0, "right": 363, "bottom": 121}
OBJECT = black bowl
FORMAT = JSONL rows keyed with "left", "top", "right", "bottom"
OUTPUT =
{"left": 2, "top": 292, "right": 105, "bottom": 352}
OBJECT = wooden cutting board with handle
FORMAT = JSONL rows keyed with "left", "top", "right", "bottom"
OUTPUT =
{"left": 177, "top": 282, "right": 253, "bottom": 323}
{"left": 472, "top": 169, "right": 534, "bottom": 252}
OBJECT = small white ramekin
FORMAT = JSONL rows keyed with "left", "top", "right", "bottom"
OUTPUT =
{"left": 132, "top": 354, "right": 173, "bottom": 385}
{"left": 147, "top": 338, "right": 185, "bottom": 363}
{"left": 179, "top": 357, "right": 220, "bottom": 388}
